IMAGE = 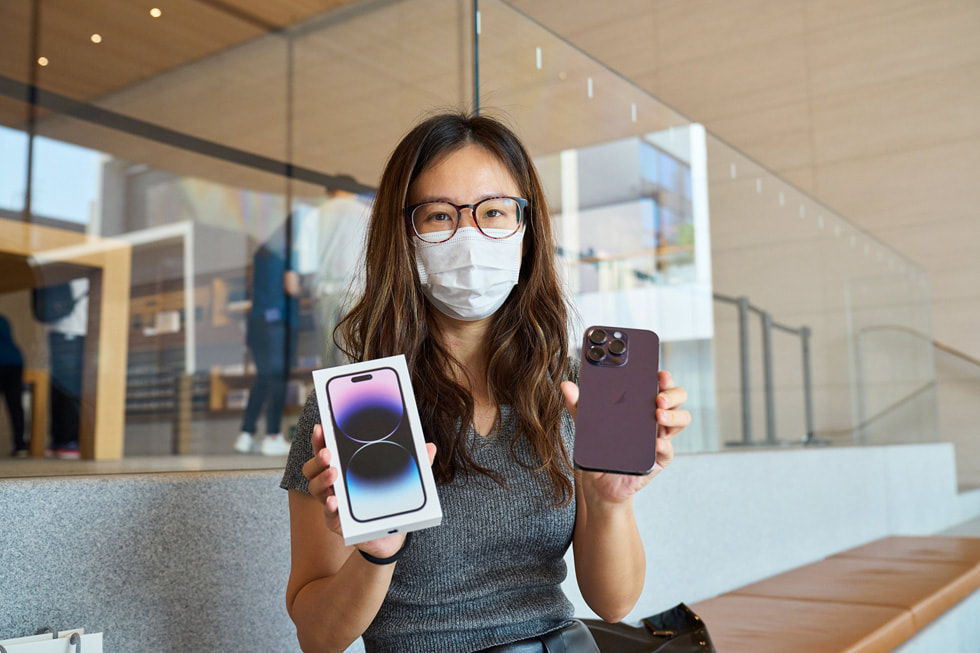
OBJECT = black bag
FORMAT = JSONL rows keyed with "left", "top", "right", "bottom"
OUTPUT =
{"left": 32, "top": 283, "right": 80, "bottom": 323}
{"left": 582, "top": 603, "right": 716, "bottom": 653}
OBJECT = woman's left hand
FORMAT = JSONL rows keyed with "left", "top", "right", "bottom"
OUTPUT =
{"left": 561, "top": 370, "right": 690, "bottom": 505}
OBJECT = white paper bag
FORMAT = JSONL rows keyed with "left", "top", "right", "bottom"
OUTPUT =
{"left": 0, "top": 630, "right": 102, "bottom": 653}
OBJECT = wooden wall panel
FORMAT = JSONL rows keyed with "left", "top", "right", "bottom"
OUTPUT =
{"left": 655, "top": 0, "right": 807, "bottom": 66}
{"left": 810, "top": 63, "right": 980, "bottom": 165}
{"left": 805, "top": 0, "right": 980, "bottom": 96}
{"left": 656, "top": 36, "right": 810, "bottom": 121}
{"left": 708, "top": 101, "right": 814, "bottom": 172}
{"left": 814, "top": 138, "right": 980, "bottom": 230}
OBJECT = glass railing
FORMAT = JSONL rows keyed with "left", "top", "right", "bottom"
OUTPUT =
{"left": 0, "top": 0, "right": 942, "bottom": 476}
{"left": 704, "top": 140, "right": 935, "bottom": 450}
{"left": 1, "top": 0, "right": 476, "bottom": 472}
{"left": 477, "top": 0, "right": 937, "bottom": 453}
{"left": 855, "top": 325, "right": 980, "bottom": 489}
{"left": 935, "top": 343, "right": 980, "bottom": 490}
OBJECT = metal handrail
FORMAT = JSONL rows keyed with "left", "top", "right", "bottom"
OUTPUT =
{"left": 857, "top": 325, "right": 980, "bottom": 369}
{"left": 853, "top": 325, "right": 979, "bottom": 443}
{"left": 713, "top": 292, "right": 819, "bottom": 446}
{"left": 815, "top": 380, "right": 937, "bottom": 438}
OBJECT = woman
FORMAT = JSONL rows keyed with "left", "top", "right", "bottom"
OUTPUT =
{"left": 280, "top": 112, "right": 690, "bottom": 652}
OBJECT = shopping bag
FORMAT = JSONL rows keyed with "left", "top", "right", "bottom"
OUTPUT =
{"left": 0, "top": 629, "right": 103, "bottom": 653}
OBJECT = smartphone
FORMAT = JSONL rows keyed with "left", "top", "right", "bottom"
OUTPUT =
{"left": 573, "top": 325, "right": 661, "bottom": 475}
{"left": 326, "top": 367, "right": 427, "bottom": 522}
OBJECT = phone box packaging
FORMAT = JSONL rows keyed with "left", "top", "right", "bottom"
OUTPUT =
{"left": 312, "top": 354, "right": 442, "bottom": 546}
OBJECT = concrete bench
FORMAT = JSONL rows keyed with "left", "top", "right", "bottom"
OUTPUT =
{"left": 690, "top": 536, "right": 980, "bottom": 652}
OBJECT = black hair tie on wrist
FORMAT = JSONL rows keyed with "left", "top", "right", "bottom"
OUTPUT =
{"left": 359, "top": 532, "right": 412, "bottom": 565}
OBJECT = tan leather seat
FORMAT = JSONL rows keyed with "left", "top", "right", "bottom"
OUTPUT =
{"left": 689, "top": 536, "right": 980, "bottom": 653}
{"left": 731, "top": 556, "right": 980, "bottom": 628}
{"left": 830, "top": 535, "right": 980, "bottom": 567}
{"left": 691, "top": 594, "right": 914, "bottom": 653}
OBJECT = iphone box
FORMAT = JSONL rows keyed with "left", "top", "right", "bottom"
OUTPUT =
{"left": 312, "top": 354, "right": 442, "bottom": 546}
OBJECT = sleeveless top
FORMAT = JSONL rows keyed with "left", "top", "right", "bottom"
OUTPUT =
{"left": 280, "top": 386, "right": 578, "bottom": 652}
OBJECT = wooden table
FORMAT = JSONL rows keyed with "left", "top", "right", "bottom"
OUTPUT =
{"left": 22, "top": 368, "right": 49, "bottom": 458}
{"left": 0, "top": 218, "right": 131, "bottom": 460}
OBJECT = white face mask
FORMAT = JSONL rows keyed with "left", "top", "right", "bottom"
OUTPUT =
{"left": 414, "top": 227, "right": 524, "bottom": 321}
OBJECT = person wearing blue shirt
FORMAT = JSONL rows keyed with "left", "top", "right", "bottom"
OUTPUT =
{"left": 234, "top": 224, "right": 300, "bottom": 456}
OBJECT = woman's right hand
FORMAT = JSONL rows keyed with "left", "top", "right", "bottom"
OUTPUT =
{"left": 302, "top": 423, "right": 436, "bottom": 560}
{"left": 289, "top": 424, "right": 438, "bottom": 652}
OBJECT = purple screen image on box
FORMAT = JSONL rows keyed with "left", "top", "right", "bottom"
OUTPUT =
{"left": 346, "top": 441, "right": 425, "bottom": 520}
{"left": 327, "top": 368, "right": 425, "bottom": 522}
{"left": 329, "top": 368, "right": 404, "bottom": 442}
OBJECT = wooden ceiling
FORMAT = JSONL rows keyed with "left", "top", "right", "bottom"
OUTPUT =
{"left": 1, "top": 0, "right": 690, "bottom": 198}
{"left": 0, "top": 0, "right": 357, "bottom": 105}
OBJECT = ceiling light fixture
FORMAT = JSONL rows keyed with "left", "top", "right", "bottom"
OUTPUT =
{"left": 90, "top": 33, "right": 103, "bottom": 44}
{"left": 37, "top": 56, "right": 49, "bottom": 66}
{"left": 150, "top": 8, "right": 162, "bottom": 18}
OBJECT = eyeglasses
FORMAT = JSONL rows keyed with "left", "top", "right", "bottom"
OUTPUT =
{"left": 405, "top": 196, "right": 528, "bottom": 244}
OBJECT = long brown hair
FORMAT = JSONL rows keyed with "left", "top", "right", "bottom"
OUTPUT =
{"left": 337, "top": 111, "right": 573, "bottom": 505}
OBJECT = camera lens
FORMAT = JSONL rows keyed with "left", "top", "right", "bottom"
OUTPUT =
{"left": 588, "top": 328, "right": 607, "bottom": 345}
{"left": 608, "top": 339, "right": 627, "bottom": 356}
{"left": 586, "top": 346, "right": 605, "bottom": 362}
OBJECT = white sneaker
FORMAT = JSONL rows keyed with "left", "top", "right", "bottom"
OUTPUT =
{"left": 259, "top": 433, "right": 291, "bottom": 456}
{"left": 234, "top": 432, "right": 256, "bottom": 454}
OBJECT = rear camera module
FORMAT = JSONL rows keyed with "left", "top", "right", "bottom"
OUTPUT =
{"left": 583, "top": 326, "right": 630, "bottom": 368}
{"left": 587, "top": 328, "right": 607, "bottom": 345}
{"left": 586, "top": 346, "right": 605, "bottom": 362}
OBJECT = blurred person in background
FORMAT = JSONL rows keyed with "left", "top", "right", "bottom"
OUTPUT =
{"left": 234, "top": 224, "right": 301, "bottom": 456}
{"left": 0, "top": 313, "right": 26, "bottom": 457}
{"left": 312, "top": 188, "right": 370, "bottom": 368}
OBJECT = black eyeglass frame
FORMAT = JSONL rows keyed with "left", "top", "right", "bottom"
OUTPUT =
{"left": 404, "top": 196, "right": 529, "bottom": 243}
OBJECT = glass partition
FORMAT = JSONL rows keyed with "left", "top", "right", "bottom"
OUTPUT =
{"left": 0, "top": 0, "right": 475, "bottom": 475}
{"left": 934, "top": 345, "right": 980, "bottom": 489}
{"left": 477, "top": 0, "right": 937, "bottom": 452}
{"left": 0, "top": 0, "right": 941, "bottom": 476}
{"left": 475, "top": 0, "right": 718, "bottom": 453}
{"left": 706, "top": 139, "right": 936, "bottom": 447}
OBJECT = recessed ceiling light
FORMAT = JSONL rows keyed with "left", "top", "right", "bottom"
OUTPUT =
{"left": 150, "top": 8, "right": 162, "bottom": 18}
{"left": 37, "top": 56, "right": 49, "bottom": 66}
{"left": 90, "top": 33, "right": 103, "bottom": 44}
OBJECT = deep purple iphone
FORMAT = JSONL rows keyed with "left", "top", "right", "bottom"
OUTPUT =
{"left": 573, "top": 325, "right": 661, "bottom": 475}
{"left": 326, "top": 367, "right": 427, "bottom": 522}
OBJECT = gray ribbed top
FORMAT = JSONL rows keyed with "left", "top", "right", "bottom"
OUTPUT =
{"left": 281, "top": 390, "right": 577, "bottom": 652}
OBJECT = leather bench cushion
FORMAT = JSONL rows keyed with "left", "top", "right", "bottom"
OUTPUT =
{"left": 729, "top": 556, "right": 980, "bottom": 629}
{"left": 830, "top": 535, "right": 980, "bottom": 566}
{"left": 690, "top": 594, "right": 914, "bottom": 653}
